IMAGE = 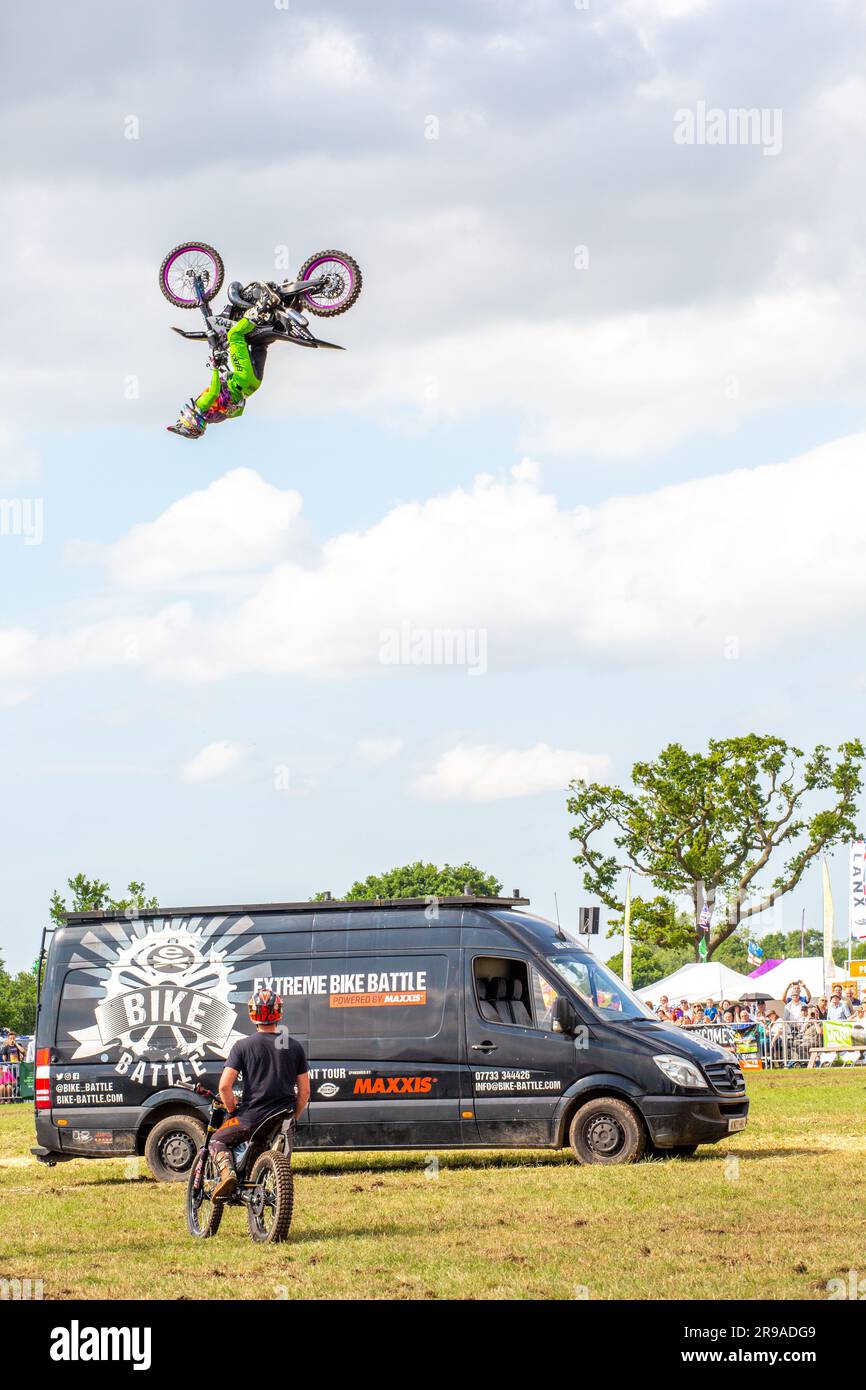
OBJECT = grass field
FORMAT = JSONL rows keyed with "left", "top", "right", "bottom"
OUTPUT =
{"left": 1, "top": 1071, "right": 864, "bottom": 1300}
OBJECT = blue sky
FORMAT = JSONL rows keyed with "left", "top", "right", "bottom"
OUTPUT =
{"left": 2, "top": 0, "right": 866, "bottom": 971}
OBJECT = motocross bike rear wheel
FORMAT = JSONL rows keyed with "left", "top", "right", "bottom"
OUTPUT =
{"left": 159, "top": 242, "right": 225, "bottom": 309}
{"left": 297, "top": 250, "right": 362, "bottom": 317}
{"left": 246, "top": 1151, "right": 294, "bottom": 1244}
{"left": 186, "top": 1152, "right": 223, "bottom": 1238}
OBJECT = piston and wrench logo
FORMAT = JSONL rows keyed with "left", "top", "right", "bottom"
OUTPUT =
{"left": 68, "top": 920, "right": 252, "bottom": 1066}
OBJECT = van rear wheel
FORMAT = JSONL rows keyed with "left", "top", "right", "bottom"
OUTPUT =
{"left": 569, "top": 1097, "right": 645, "bottom": 1165}
{"left": 145, "top": 1114, "right": 206, "bottom": 1182}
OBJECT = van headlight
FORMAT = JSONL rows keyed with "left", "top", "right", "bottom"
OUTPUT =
{"left": 653, "top": 1054, "right": 708, "bottom": 1089}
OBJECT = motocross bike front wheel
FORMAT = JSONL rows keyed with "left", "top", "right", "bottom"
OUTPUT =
{"left": 186, "top": 1153, "right": 224, "bottom": 1239}
{"left": 246, "top": 1151, "right": 294, "bottom": 1244}
{"left": 297, "top": 250, "right": 362, "bottom": 317}
{"left": 159, "top": 242, "right": 225, "bottom": 309}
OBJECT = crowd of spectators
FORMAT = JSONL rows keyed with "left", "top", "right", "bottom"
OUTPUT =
{"left": 644, "top": 980, "right": 865, "bottom": 1064}
{"left": 0, "top": 1029, "right": 27, "bottom": 1101}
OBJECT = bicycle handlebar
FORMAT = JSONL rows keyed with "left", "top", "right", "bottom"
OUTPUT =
{"left": 173, "top": 1080, "right": 217, "bottom": 1100}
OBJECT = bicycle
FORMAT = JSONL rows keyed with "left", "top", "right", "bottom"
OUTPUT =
{"left": 177, "top": 1082, "right": 295, "bottom": 1244}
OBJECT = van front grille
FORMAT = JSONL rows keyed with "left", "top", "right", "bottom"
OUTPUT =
{"left": 704, "top": 1061, "right": 746, "bottom": 1095}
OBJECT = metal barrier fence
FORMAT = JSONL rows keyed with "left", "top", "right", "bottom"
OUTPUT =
{"left": 684, "top": 1019, "right": 866, "bottom": 1069}
{"left": 0, "top": 1062, "right": 32, "bottom": 1102}
{"left": 0, "top": 1061, "right": 21, "bottom": 1101}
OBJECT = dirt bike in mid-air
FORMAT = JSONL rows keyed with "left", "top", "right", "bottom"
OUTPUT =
{"left": 159, "top": 240, "right": 362, "bottom": 437}
{"left": 178, "top": 1081, "right": 295, "bottom": 1244}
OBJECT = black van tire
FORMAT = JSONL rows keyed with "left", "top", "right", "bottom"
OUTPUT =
{"left": 569, "top": 1096, "right": 645, "bottom": 1165}
{"left": 247, "top": 1151, "right": 294, "bottom": 1244}
{"left": 144, "top": 1113, "right": 206, "bottom": 1182}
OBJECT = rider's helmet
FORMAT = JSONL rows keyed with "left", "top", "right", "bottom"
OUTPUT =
{"left": 248, "top": 988, "right": 283, "bottom": 1024}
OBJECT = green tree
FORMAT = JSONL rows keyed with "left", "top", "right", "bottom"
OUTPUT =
{"left": 606, "top": 942, "right": 690, "bottom": 990}
{"left": 833, "top": 942, "right": 866, "bottom": 969}
{"left": 568, "top": 735, "right": 863, "bottom": 961}
{"left": 0, "top": 956, "right": 37, "bottom": 1033}
{"left": 319, "top": 861, "right": 503, "bottom": 901}
{"left": 50, "top": 874, "right": 158, "bottom": 927}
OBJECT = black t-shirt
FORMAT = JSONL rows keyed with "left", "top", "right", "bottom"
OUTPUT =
{"left": 225, "top": 1030, "right": 308, "bottom": 1129}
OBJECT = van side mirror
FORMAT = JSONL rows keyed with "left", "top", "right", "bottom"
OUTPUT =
{"left": 551, "top": 996, "right": 578, "bottom": 1036}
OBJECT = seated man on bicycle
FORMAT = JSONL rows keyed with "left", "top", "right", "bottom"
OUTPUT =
{"left": 210, "top": 988, "right": 310, "bottom": 1200}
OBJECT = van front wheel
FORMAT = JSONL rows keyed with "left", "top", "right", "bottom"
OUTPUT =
{"left": 569, "top": 1097, "right": 645, "bottom": 1165}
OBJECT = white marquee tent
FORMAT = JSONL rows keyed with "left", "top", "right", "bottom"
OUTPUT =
{"left": 635, "top": 960, "right": 755, "bottom": 1006}
{"left": 750, "top": 956, "right": 845, "bottom": 1000}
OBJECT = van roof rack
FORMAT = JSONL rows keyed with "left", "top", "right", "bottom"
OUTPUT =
{"left": 63, "top": 893, "right": 531, "bottom": 924}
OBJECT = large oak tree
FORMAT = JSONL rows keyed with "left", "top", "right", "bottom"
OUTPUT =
{"left": 568, "top": 735, "right": 863, "bottom": 961}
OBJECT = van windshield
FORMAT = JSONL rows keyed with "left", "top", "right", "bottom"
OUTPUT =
{"left": 542, "top": 949, "right": 652, "bottom": 1021}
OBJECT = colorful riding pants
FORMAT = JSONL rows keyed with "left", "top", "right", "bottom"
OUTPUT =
{"left": 194, "top": 317, "right": 266, "bottom": 419}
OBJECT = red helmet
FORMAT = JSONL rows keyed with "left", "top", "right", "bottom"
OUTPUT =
{"left": 248, "top": 988, "right": 282, "bottom": 1024}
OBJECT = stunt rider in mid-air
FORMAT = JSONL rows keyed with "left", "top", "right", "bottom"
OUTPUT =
{"left": 160, "top": 240, "right": 362, "bottom": 440}
{"left": 167, "top": 283, "right": 281, "bottom": 440}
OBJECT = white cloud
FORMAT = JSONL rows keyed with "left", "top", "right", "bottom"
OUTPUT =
{"left": 2, "top": 2, "right": 866, "bottom": 462}
{"left": 0, "top": 426, "right": 40, "bottom": 485}
{"left": 105, "top": 468, "right": 303, "bottom": 588}
{"left": 356, "top": 736, "right": 405, "bottom": 764}
{"left": 180, "top": 739, "right": 248, "bottom": 784}
{"left": 3, "top": 431, "right": 866, "bottom": 688}
{"left": 413, "top": 743, "right": 612, "bottom": 802}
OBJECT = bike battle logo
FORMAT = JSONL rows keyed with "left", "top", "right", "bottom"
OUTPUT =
{"left": 67, "top": 916, "right": 264, "bottom": 1086}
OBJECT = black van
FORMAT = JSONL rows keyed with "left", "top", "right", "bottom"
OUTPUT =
{"left": 32, "top": 895, "right": 748, "bottom": 1178}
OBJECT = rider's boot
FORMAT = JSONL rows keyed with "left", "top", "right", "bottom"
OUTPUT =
{"left": 166, "top": 399, "right": 206, "bottom": 440}
{"left": 212, "top": 1149, "right": 237, "bottom": 1200}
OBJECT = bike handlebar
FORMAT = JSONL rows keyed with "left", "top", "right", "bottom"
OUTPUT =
{"left": 173, "top": 1080, "right": 217, "bottom": 1100}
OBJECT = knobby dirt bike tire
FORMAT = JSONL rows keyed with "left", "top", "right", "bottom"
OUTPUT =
{"left": 186, "top": 1156, "right": 223, "bottom": 1238}
{"left": 297, "top": 249, "right": 362, "bottom": 317}
{"left": 159, "top": 241, "right": 225, "bottom": 309}
{"left": 247, "top": 1151, "right": 294, "bottom": 1244}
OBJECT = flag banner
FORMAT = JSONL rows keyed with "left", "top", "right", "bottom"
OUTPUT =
{"left": 699, "top": 905, "right": 711, "bottom": 931}
{"left": 698, "top": 937, "right": 708, "bottom": 961}
{"left": 686, "top": 1022, "right": 761, "bottom": 1068}
{"left": 822, "top": 855, "right": 835, "bottom": 976}
{"left": 823, "top": 1019, "right": 866, "bottom": 1048}
{"left": 747, "top": 941, "right": 764, "bottom": 967}
{"left": 850, "top": 841, "right": 866, "bottom": 942}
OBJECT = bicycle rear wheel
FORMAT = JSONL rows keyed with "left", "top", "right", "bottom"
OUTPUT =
{"left": 186, "top": 1153, "right": 223, "bottom": 1238}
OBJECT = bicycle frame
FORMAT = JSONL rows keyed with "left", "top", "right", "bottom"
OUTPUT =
{"left": 187, "top": 1082, "right": 293, "bottom": 1209}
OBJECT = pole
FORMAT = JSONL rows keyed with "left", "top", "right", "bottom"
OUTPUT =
{"left": 622, "top": 871, "right": 633, "bottom": 990}
{"left": 800, "top": 907, "right": 805, "bottom": 959}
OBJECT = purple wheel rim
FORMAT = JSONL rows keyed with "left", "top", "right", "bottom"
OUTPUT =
{"left": 301, "top": 255, "right": 354, "bottom": 309}
{"left": 163, "top": 246, "right": 220, "bottom": 304}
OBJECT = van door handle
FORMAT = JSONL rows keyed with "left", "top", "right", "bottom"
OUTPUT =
{"left": 471, "top": 1042, "right": 498, "bottom": 1052}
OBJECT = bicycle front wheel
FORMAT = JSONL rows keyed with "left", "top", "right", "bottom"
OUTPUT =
{"left": 247, "top": 1151, "right": 294, "bottom": 1244}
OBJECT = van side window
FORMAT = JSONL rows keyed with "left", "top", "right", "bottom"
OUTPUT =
{"left": 531, "top": 967, "right": 565, "bottom": 1032}
{"left": 473, "top": 957, "right": 533, "bottom": 1027}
